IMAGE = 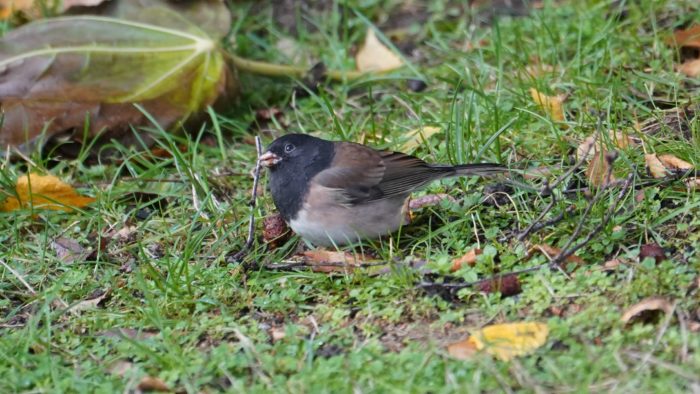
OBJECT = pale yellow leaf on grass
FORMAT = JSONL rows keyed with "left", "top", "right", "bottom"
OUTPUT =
{"left": 645, "top": 154, "right": 667, "bottom": 178}
{"left": 576, "top": 131, "right": 639, "bottom": 161}
{"left": 679, "top": 58, "right": 700, "bottom": 77}
{"left": 356, "top": 28, "right": 403, "bottom": 72}
{"left": 448, "top": 322, "right": 549, "bottom": 361}
{"left": 400, "top": 126, "right": 441, "bottom": 152}
{"left": 658, "top": 154, "right": 694, "bottom": 171}
{"left": 529, "top": 88, "right": 565, "bottom": 122}
{"left": 1, "top": 174, "right": 95, "bottom": 212}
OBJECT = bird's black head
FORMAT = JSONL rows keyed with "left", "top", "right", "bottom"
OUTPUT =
{"left": 260, "top": 134, "right": 335, "bottom": 220}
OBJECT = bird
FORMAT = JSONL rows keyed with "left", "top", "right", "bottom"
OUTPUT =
{"left": 259, "top": 133, "right": 506, "bottom": 247}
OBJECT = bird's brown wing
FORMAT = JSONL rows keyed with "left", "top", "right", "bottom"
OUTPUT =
{"left": 313, "top": 142, "right": 451, "bottom": 204}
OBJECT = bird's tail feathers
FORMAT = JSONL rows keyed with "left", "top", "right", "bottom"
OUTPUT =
{"left": 437, "top": 163, "right": 507, "bottom": 177}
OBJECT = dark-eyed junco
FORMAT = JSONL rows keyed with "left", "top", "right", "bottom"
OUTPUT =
{"left": 259, "top": 134, "right": 505, "bottom": 246}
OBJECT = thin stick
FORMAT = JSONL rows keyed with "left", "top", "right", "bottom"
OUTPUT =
{"left": 0, "top": 259, "right": 36, "bottom": 295}
{"left": 227, "top": 136, "right": 264, "bottom": 263}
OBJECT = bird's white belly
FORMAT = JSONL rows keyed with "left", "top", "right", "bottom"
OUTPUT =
{"left": 289, "top": 196, "right": 408, "bottom": 247}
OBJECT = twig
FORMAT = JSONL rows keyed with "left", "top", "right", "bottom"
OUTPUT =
{"left": 550, "top": 170, "right": 634, "bottom": 267}
{"left": 263, "top": 260, "right": 390, "bottom": 271}
{"left": 0, "top": 259, "right": 71, "bottom": 309}
{"left": 227, "top": 136, "right": 264, "bottom": 263}
{"left": 417, "top": 263, "right": 548, "bottom": 291}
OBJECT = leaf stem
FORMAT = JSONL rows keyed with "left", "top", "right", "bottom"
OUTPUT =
{"left": 228, "top": 53, "right": 367, "bottom": 81}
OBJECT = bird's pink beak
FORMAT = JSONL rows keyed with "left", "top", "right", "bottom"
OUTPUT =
{"left": 259, "top": 151, "right": 281, "bottom": 168}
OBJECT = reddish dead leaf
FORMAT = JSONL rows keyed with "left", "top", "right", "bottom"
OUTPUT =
{"left": 451, "top": 248, "right": 482, "bottom": 271}
{"left": 1, "top": 173, "right": 95, "bottom": 212}
{"left": 639, "top": 243, "right": 666, "bottom": 264}
{"left": 529, "top": 244, "right": 585, "bottom": 266}
{"left": 476, "top": 274, "right": 521, "bottom": 297}
{"left": 137, "top": 376, "right": 170, "bottom": 392}
{"left": 529, "top": 88, "right": 565, "bottom": 122}
{"left": 672, "top": 25, "right": 700, "bottom": 48}
{"left": 621, "top": 296, "right": 674, "bottom": 325}
{"left": 262, "top": 213, "right": 290, "bottom": 248}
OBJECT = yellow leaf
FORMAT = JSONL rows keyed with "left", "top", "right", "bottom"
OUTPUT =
{"left": 448, "top": 322, "right": 548, "bottom": 361}
{"left": 355, "top": 28, "right": 403, "bottom": 72}
{"left": 658, "top": 154, "right": 694, "bottom": 171}
{"left": 529, "top": 88, "right": 565, "bottom": 122}
{"left": 1, "top": 174, "right": 95, "bottom": 212}
{"left": 645, "top": 154, "right": 667, "bottom": 178}
{"left": 586, "top": 150, "right": 616, "bottom": 187}
{"left": 400, "top": 126, "right": 441, "bottom": 152}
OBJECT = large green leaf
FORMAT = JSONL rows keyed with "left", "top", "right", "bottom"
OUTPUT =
{"left": 0, "top": 7, "right": 234, "bottom": 155}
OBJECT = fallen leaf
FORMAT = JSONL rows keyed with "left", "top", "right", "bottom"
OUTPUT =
{"left": 0, "top": 0, "right": 32, "bottom": 19}
{"left": 620, "top": 296, "right": 674, "bottom": 325}
{"left": 671, "top": 25, "right": 700, "bottom": 48}
{"left": 645, "top": 153, "right": 693, "bottom": 178}
{"left": 71, "top": 289, "right": 108, "bottom": 313}
{"left": 355, "top": 28, "right": 403, "bottom": 72}
{"left": 685, "top": 177, "right": 700, "bottom": 189}
{"left": 137, "top": 376, "right": 170, "bottom": 392}
{"left": 658, "top": 154, "right": 694, "bottom": 171}
{"left": 400, "top": 126, "right": 442, "bottom": 152}
{"left": 448, "top": 322, "right": 548, "bottom": 361}
{"left": 107, "top": 360, "right": 134, "bottom": 377}
{"left": 476, "top": 274, "right": 521, "bottom": 297}
{"left": 451, "top": 248, "right": 483, "bottom": 271}
{"left": 51, "top": 237, "right": 89, "bottom": 263}
{"left": 602, "top": 258, "right": 623, "bottom": 271}
{"left": 645, "top": 154, "right": 667, "bottom": 178}
{"left": 639, "top": 243, "right": 666, "bottom": 264}
{"left": 301, "top": 250, "right": 373, "bottom": 273}
{"left": 586, "top": 150, "right": 617, "bottom": 187}
{"left": 408, "top": 193, "right": 458, "bottom": 211}
{"left": 269, "top": 327, "right": 286, "bottom": 342}
{"left": 69, "top": 0, "right": 232, "bottom": 39}
{"left": 529, "top": 88, "right": 565, "bottom": 122}
{"left": 679, "top": 58, "right": 700, "bottom": 77}
{"left": 0, "top": 9, "right": 234, "bottom": 157}
{"left": 529, "top": 244, "right": 585, "bottom": 266}
{"left": 1, "top": 173, "right": 95, "bottom": 212}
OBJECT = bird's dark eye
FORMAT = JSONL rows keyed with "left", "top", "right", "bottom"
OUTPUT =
{"left": 284, "top": 143, "right": 295, "bottom": 153}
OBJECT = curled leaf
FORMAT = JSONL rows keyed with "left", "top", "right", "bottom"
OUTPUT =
{"left": 0, "top": 9, "right": 234, "bottom": 156}
{"left": 400, "top": 126, "right": 441, "bottom": 152}
{"left": 620, "top": 296, "right": 674, "bottom": 325}
{"left": 355, "top": 28, "right": 403, "bottom": 72}
{"left": 1, "top": 173, "right": 95, "bottom": 212}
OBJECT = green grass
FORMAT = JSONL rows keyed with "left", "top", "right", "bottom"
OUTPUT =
{"left": 2, "top": 0, "right": 700, "bottom": 392}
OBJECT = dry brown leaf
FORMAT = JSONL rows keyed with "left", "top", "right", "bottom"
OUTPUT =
{"left": 529, "top": 88, "right": 565, "bottom": 122}
{"left": 586, "top": 151, "right": 616, "bottom": 187}
{"left": 672, "top": 25, "right": 700, "bottom": 48}
{"left": 1, "top": 173, "right": 95, "bottom": 212}
{"left": 639, "top": 243, "right": 666, "bottom": 264}
{"left": 301, "top": 250, "right": 374, "bottom": 273}
{"left": 679, "top": 58, "right": 700, "bottom": 77}
{"left": 0, "top": 0, "right": 34, "bottom": 19}
{"left": 451, "top": 248, "right": 483, "bottom": 272}
{"left": 529, "top": 244, "right": 585, "bottom": 265}
{"left": 620, "top": 296, "right": 674, "bottom": 325}
{"left": 476, "top": 274, "right": 522, "bottom": 297}
{"left": 645, "top": 154, "right": 666, "bottom": 178}
{"left": 137, "top": 376, "right": 170, "bottom": 392}
{"left": 576, "top": 131, "right": 638, "bottom": 161}
{"left": 355, "top": 28, "right": 403, "bottom": 72}
{"left": 71, "top": 290, "right": 108, "bottom": 313}
{"left": 685, "top": 177, "right": 700, "bottom": 189}
{"left": 658, "top": 154, "right": 694, "bottom": 171}
{"left": 51, "top": 237, "right": 89, "bottom": 264}
{"left": 448, "top": 322, "right": 548, "bottom": 361}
